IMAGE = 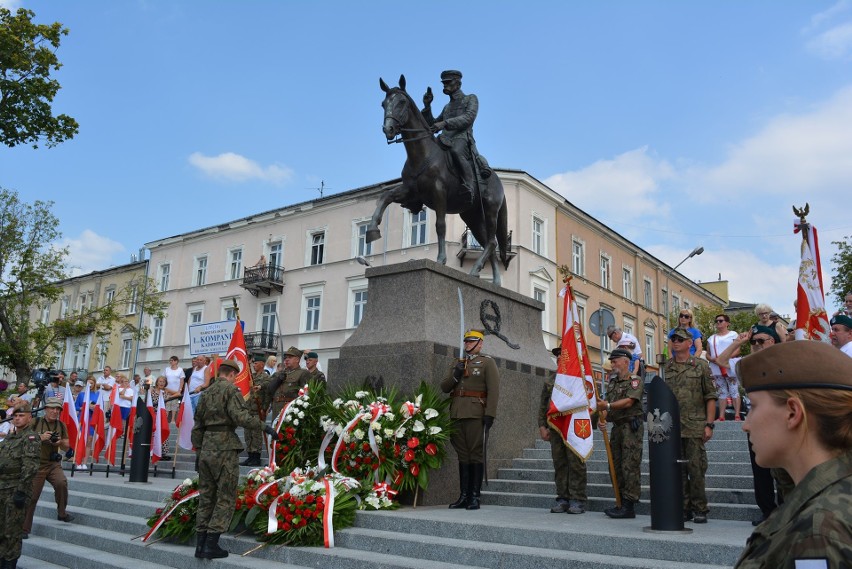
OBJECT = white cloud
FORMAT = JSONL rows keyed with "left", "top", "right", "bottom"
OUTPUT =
{"left": 804, "top": 1, "right": 852, "bottom": 59}
{"left": 804, "top": 0, "right": 850, "bottom": 34}
{"left": 188, "top": 152, "right": 293, "bottom": 185}
{"left": 0, "top": 0, "right": 22, "bottom": 9}
{"left": 543, "top": 147, "right": 675, "bottom": 221}
{"left": 59, "top": 230, "right": 125, "bottom": 276}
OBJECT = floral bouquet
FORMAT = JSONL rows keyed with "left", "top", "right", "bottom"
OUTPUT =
{"left": 143, "top": 477, "right": 199, "bottom": 543}
{"left": 250, "top": 464, "right": 359, "bottom": 547}
{"left": 229, "top": 466, "right": 277, "bottom": 531}
{"left": 272, "top": 379, "right": 327, "bottom": 475}
{"left": 393, "top": 382, "right": 452, "bottom": 492}
{"left": 360, "top": 482, "right": 400, "bottom": 511}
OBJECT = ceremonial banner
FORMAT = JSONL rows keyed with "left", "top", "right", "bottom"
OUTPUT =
{"left": 225, "top": 319, "right": 251, "bottom": 398}
{"left": 794, "top": 221, "right": 830, "bottom": 342}
{"left": 176, "top": 381, "right": 195, "bottom": 451}
{"left": 60, "top": 382, "right": 78, "bottom": 452}
{"left": 74, "top": 384, "right": 90, "bottom": 467}
{"left": 105, "top": 389, "right": 124, "bottom": 466}
{"left": 547, "top": 281, "right": 598, "bottom": 460}
{"left": 91, "top": 391, "right": 106, "bottom": 463}
{"left": 148, "top": 390, "right": 162, "bottom": 463}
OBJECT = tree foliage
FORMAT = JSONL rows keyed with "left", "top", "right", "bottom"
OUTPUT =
{"left": 0, "top": 188, "right": 168, "bottom": 382}
{"left": 0, "top": 7, "right": 79, "bottom": 148}
{"left": 829, "top": 236, "right": 852, "bottom": 307}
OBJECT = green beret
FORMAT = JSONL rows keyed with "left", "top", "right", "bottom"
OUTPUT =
{"left": 305, "top": 351, "right": 318, "bottom": 359}
{"left": 750, "top": 324, "right": 781, "bottom": 344}
{"left": 830, "top": 314, "right": 852, "bottom": 329}
{"left": 737, "top": 341, "right": 852, "bottom": 393}
{"left": 252, "top": 354, "right": 266, "bottom": 363}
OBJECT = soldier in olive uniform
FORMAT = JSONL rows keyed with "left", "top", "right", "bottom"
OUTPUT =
{"left": 539, "top": 348, "right": 588, "bottom": 514}
{"left": 192, "top": 359, "right": 279, "bottom": 559}
{"left": 735, "top": 341, "right": 852, "bottom": 568}
{"left": 304, "top": 351, "right": 326, "bottom": 383}
{"left": 241, "top": 355, "right": 271, "bottom": 467}
{"left": 664, "top": 327, "right": 717, "bottom": 524}
{"left": 0, "top": 404, "right": 40, "bottom": 569}
{"left": 597, "top": 349, "right": 644, "bottom": 518}
{"left": 268, "top": 346, "right": 312, "bottom": 420}
{"left": 440, "top": 329, "right": 500, "bottom": 510}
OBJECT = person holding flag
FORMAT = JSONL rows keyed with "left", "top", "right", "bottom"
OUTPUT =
{"left": 538, "top": 347, "right": 588, "bottom": 515}
{"left": 440, "top": 329, "right": 500, "bottom": 511}
{"left": 240, "top": 355, "right": 271, "bottom": 467}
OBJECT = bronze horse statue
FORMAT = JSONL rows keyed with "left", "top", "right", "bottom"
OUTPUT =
{"left": 366, "top": 75, "right": 511, "bottom": 286}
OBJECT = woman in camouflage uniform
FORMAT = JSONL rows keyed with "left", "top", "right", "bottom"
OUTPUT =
{"left": 735, "top": 341, "right": 852, "bottom": 568}
{"left": 0, "top": 404, "right": 40, "bottom": 569}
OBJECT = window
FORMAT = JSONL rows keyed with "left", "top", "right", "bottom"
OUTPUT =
{"left": 126, "top": 286, "right": 138, "bottom": 315}
{"left": 268, "top": 241, "right": 283, "bottom": 268}
{"left": 602, "top": 333, "right": 612, "bottom": 353}
{"left": 683, "top": 299, "right": 690, "bottom": 310}
{"left": 624, "top": 317, "right": 635, "bottom": 337}
{"left": 532, "top": 216, "right": 544, "bottom": 255}
{"left": 40, "top": 303, "right": 51, "bottom": 324}
{"left": 59, "top": 296, "right": 69, "bottom": 319}
{"left": 77, "top": 292, "right": 93, "bottom": 313}
{"left": 672, "top": 295, "right": 681, "bottom": 314}
{"left": 305, "top": 295, "right": 321, "bottom": 331}
{"left": 356, "top": 222, "right": 372, "bottom": 257}
{"left": 68, "top": 336, "right": 91, "bottom": 372}
{"left": 643, "top": 279, "right": 653, "bottom": 309}
{"left": 409, "top": 209, "right": 427, "bottom": 246}
{"left": 159, "top": 264, "right": 170, "bottom": 292}
{"left": 622, "top": 268, "right": 633, "bottom": 300}
{"left": 661, "top": 289, "right": 669, "bottom": 316}
{"left": 310, "top": 232, "right": 325, "bottom": 265}
{"left": 195, "top": 256, "right": 208, "bottom": 286}
{"left": 261, "top": 302, "right": 277, "bottom": 335}
{"left": 533, "top": 287, "right": 547, "bottom": 329}
{"left": 645, "top": 329, "right": 655, "bottom": 363}
{"left": 105, "top": 288, "right": 115, "bottom": 305}
{"left": 229, "top": 248, "right": 243, "bottom": 280}
{"left": 575, "top": 296, "right": 587, "bottom": 339}
{"left": 97, "top": 341, "right": 108, "bottom": 371}
{"left": 224, "top": 305, "right": 237, "bottom": 321}
{"left": 600, "top": 255, "right": 611, "bottom": 290}
{"left": 353, "top": 289, "right": 368, "bottom": 327}
{"left": 188, "top": 309, "right": 203, "bottom": 327}
{"left": 572, "top": 239, "right": 585, "bottom": 276}
{"left": 120, "top": 338, "right": 133, "bottom": 369}
{"left": 151, "top": 317, "right": 163, "bottom": 347}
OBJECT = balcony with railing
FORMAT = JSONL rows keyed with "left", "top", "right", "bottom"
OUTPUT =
{"left": 456, "top": 228, "right": 515, "bottom": 265}
{"left": 240, "top": 263, "right": 285, "bottom": 297}
{"left": 244, "top": 330, "right": 280, "bottom": 354}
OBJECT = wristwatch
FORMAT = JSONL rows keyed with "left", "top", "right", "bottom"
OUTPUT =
{"left": 705, "top": 422, "right": 715, "bottom": 430}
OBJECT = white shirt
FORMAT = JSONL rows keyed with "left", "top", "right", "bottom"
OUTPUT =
{"left": 841, "top": 342, "right": 852, "bottom": 359}
{"left": 163, "top": 367, "right": 185, "bottom": 393}
{"left": 98, "top": 375, "right": 116, "bottom": 394}
{"left": 188, "top": 365, "right": 207, "bottom": 393}
{"left": 117, "top": 386, "right": 135, "bottom": 409}
{"left": 617, "top": 332, "right": 642, "bottom": 358}
{"left": 707, "top": 331, "right": 738, "bottom": 376}
{"left": 0, "top": 420, "right": 11, "bottom": 443}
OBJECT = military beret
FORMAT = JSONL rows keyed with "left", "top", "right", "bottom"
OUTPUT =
{"left": 608, "top": 348, "right": 633, "bottom": 361}
{"left": 305, "top": 351, "right": 319, "bottom": 359}
{"left": 14, "top": 402, "right": 32, "bottom": 414}
{"left": 252, "top": 354, "right": 266, "bottom": 363}
{"left": 737, "top": 341, "right": 852, "bottom": 393}
{"left": 464, "top": 329, "right": 485, "bottom": 342}
{"left": 669, "top": 327, "right": 693, "bottom": 340}
{"left": 283, "top": 346, "right": 302, "bottom": 358}
{"left": 440, "top": 70, "right": 462, "bottom": 81}
{"left": 830, "top": 314, "right": 852, "bottom": 329}
{"left": 750, "top": 324, "right": 781, "bottom": 344}
{"left": 45, "top": 397, "right": 63, "bottom": 408}
{"left": 218, "top": 359, "right": 241, "bottom": 374}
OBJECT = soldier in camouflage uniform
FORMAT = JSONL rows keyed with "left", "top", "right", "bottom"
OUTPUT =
{"left": 304, "top": 351, "right": 326, "bottom": 383}
{"left": 735, "top": 340, "right": 852, "bottom": 568}
{"left": 268, "top": 346, "right": 311, "bottom": 420}
{"left": 664, "top": 327, "right": 717, "bottom": 524}
{"left": 596, "top": 348, "right": 644, "bottom": 519}
{"left": 0, "top": 404, "right": 40, "bottom": 569}
{"left": 538, "top": 348, "right": 588, "bottom": 514}
{"left": 440, "top": 329, "right": 500, "bottom": 511}
{"left": 241, "top": 355, "right": 271, "bottom": 467}
{"left": 192, "top": 359, "right": 279, "bottom": 559}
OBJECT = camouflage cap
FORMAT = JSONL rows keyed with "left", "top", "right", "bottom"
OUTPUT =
{"left": 669, "top": 327, "right": 693, "bottom": 340}
{"left": 13, "top": 402, "right": 32, "bottom": 414}
{"left": 737, "top": 341, "right": 852, "bottom": 393}
{"left": 283, "top": 346, "right": 302, "bottom": 358}
{"left": 45, "top": 397, "right": 63, "bottom": 408}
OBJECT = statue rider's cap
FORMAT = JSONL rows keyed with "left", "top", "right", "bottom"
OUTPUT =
{"left": 440, "top": 70, "right": 462, "bottom": 82}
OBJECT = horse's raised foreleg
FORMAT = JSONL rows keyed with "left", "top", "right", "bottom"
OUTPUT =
{"left": 470, "top": 237, "right": 497, "bottom": 279}
{"left": 435, "top": 212, "right": 447, "bottom": 265}
{"left": 489, "top": 247, "right": 502, "bottom": 287}
{"left": 366, "top": 187, "right": 404, "bottom": 243}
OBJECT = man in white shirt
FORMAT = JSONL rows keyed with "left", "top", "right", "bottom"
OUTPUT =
{"left": 706, "top": 314, "right": 740, "bottom": 421}
{"left": 607, "top": 326, "right": 642, "bottom": 374}
{"left": 829, "top": 314, "right": 852, "bottom": 358}
{"left": 97, "top": 365, "right": 116, "bottom": 397}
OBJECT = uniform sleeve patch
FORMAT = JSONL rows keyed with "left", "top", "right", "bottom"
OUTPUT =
{"left": 794, "top": 560, "right": 828, "bottom": 569}
{"left": 631, "top": 379, "right": 640, "bottom": 389}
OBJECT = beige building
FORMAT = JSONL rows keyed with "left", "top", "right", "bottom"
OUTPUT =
{"left": 35, "top": 260, "right": 149, "bottom": 378}
{"left": 137, "top": 170, "right": 722, "bottom": 378}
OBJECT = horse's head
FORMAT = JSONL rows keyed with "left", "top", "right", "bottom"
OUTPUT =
{"left": 380, "top": 75, "right": 412, "bottom": 141}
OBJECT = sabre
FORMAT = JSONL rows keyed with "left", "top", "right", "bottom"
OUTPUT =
{"left": 483, "top": 424, "right": 490, "bottom": 486}
{"left": 457, "top": 287, "right": 465, "bottom": 358}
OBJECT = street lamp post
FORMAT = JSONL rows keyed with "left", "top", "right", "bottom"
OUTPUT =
{"left": 664, "top": 246, "right": 704, "bottom": 337}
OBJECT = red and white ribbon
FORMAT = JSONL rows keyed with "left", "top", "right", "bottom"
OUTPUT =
{"left": 142, "top": 489, "right": 199, "bottom": 542}
{"left": 322, "top": 478, "right": 336, "bottom": 548}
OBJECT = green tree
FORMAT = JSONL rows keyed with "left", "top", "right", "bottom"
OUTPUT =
{"left": 0, "top": 7, "right": 78, "bottom": 148}
{"left": 829, "top": 236, "right": 852, "bottom": 307}
{"left": 0, "top": 188, "right": 168, "bottom": 383}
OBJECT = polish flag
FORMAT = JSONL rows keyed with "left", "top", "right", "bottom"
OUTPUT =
{"left": 91, "top": 391, "right": 107, "bottom": 463}
{"left": 176, "top": 381, "right": 194, "bottom": 451}
{"left": 794, "top": 220, "right": 830, "bottom": 342}
{"left": 105, "top": 388, "right": 124, "bottom": 466}
{"left": 74, "top": 383, "right": 90, "bottom": 467}
{"left": 225, "top": 320, "right": 251, "bottom": 398}
{"left": 148, "top": 389, "right": 161, "bottom": 464}
{"left": 547, "top": 279, "right": 599, "bottom": 461}
{"left": 60, "top": 382, "right": 79, "bottom": 451}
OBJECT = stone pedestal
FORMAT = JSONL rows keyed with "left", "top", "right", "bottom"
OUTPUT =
{"left": 327, "top": 259, "right": 553, "bottom": 505}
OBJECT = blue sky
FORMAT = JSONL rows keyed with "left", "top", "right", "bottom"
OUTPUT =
{"left": 2, "top": 0, "right": 851, "bottom": 314}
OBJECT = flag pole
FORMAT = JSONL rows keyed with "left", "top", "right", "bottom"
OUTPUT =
{"left": 562, "top": 271, "right": 621, "bottom": 508}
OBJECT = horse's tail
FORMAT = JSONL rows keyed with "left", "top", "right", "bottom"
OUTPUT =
{"left": 497, "top": 196, "right": 511, "bottom": 270}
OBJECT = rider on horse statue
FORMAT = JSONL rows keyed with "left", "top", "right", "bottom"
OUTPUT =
{"left": 421, "top": 70, "right": 493, "bottom": 206}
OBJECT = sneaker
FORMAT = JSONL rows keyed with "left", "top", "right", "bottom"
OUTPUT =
{"left": 550, "top": 499, "right": 569, "bottom": 514}
{"left": 58, "top": 513, "right": 75, "bottom": 522}
{"left": 21, "top": 532, "right": 28, "bottom": 540}
{"left": 693, "top": 512, "right": 708, "bottom": 524}
{"left": 77, "top": 464, "right": 87, "bottom": 471}
{"left": 683, "top": 510, "right": 694, "bottom": 522}
{"left": 567, "top": 500, "right": 585, "bottom": 514}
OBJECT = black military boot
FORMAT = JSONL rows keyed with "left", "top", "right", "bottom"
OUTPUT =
{"left": 605, "top": 499, "right": 635, "bottom": 519}
{"left": 239, "top": 454, "right": 253, "bottom": 466}
{"left": 200, "top": 532, "right": 228, "bottom": 559}
{"left": 244, "top": 452, "right": 261, "bottom": 466}
{"left": 466, "top": 463, "right": 484, "bottom": 510}
{"left": 448, "top": 463, "right": 470, "bottom": 509}
{"left": 194, "top": 531, "right": 207, "bottom": 558}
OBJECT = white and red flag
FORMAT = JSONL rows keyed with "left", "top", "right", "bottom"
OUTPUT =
{"left": 105, "top": 389, "right": 124, "bottom": 466}
{"left": 60, "top": 382, "right": 78, "bottom": 452}
{"left": 91, "top": 391, "right": 107, "bottom": 462}
{"left": 176, "top": 381, "right": 194, "bottom": 450}
{"left": 147, "top": 389, "right": 162, "bottom": 463}
{"left": 74, "top": 383, "right": 90, "bottom": 467}
{"left": 225, "top": 320, "right": 251, "bottom": 398}
{"left": 794, "top": 220, "right": 830, "bottom": 342}
{"left": 547, "top": 280, "right": 599, "bottom": 461}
